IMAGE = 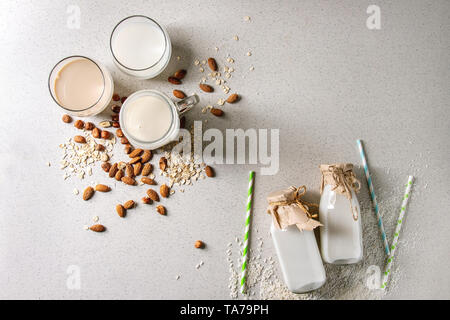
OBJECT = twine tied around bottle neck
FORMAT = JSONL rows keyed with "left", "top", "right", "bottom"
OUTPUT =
{"left": 320, "top": 164, "right": 361, "bottom": 221}
{"left": 267, "top": 185, "right": 319, "bottom": 220}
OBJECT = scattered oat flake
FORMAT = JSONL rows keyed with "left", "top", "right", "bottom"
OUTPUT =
{"left": 233, "top": 35, "right": 239, "bottom": 41}
{"left": 83, "top": 225, "right": 89, "bottom": 231}
{"left": 93, "top": 216, "right": 99, "bottom": 223}
{"left": 249, "top": 66, "right": 255, "bottom": 71}
{"left": 46, "top": 162, "right": 51, "bottom": 167}
{"left": 244, "top": 16, "right": 251, "bottom": 21}
{"left": 73, "top": 188, "right": 79, "bottom": 195}
{"left": 247, "top": 51, "right": 252, "bottom": 56}
{"left": 199, "top": 67, "right": 204, "bottom": 73}
{"left": 215, "top": 47, "right": 219, "bottom": 51}
{"left": 227, "top": 57, "right": 235, "bottom": 63}
{"left": 177, "top": 56, "right": 181, "bottom": 60}
{"left": 175, "top": 275, "right": 180, "bottom": 280}
{"left": 194, "top": 60, "right": 200, "bottom": 66}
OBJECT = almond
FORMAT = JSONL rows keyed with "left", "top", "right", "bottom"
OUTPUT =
{"left": 156, "top": 205, "right": 166, "bottom": 215}
{"left": 173, "top": 90, "right": 186, "bottom": 99}
{"left": 101, "top": 162, "right": 111, "bottom": 173}
{"left": 101, "top": 130, "right": 111, "bottom": 139}
{"left": 210, "top": 108, "right": 224, "bottom": 117}
{"left": 111, "top": 114, "right": 119, "bottom": 121}
{"left": 74, "top": 119, "right": 84, "bottom": 129}
{"left": 121, "top": 137, "right": 129, "bottom": 144}
{"left": 121, "top": 176, "right": 136, "bottom": 185}
{"left": 115, "top": 169, "right": 124, "bottom": 181}
{"left": 133, "top": 162, "right": 142, "bottom": 176}
{"left": 146, "top": 189, "right": 159, "bottom": 202}
{"left": 159, "top": 157, "right": 167, "bottom": 171}
{"left": 123, "top": 200, "right": 135, "bottom": 209}
{"left": 116, "top": 204, "right": 126, "bottom": 218}
{"left": 199, "top": 84, "right": 213, "bottom": 92}
{"left": 96, "top": 144, "right": 105, "bottom": 151}
{"left": 142, "top": 163, "right": 153, "bottom": 176}
{"left": 111, "top": 105, "right": 121, "bottom": 113}
{"left": 108, "top": 163, "right": 118, "bottom": 178}
{"left": 116, "top": 129, "right": 124, "bottom": 138}
{"left": 83, "top": 186, "right": 94, "bottom": 200}
{"left": 174, "top": 69, "right": 187, "bottom": 80}
{"left": 62, "top": 114, "right": 72, "bottom": 123}
{"left": 141, "top": 177, "right": 156, "bottom": 185}
{"left": 141, "top": 197, "right": 153, "bottom": 204}
{"left": 120, "top": 96, "right": 127, "bottom": 104}
{"left": 92, "top": 127, "right": 101, "bottom": 138}
{"left": 205, "top": 165, "right": 215, "bottom": 177}
{"left": 112, "top": 121, "right": 120, "bottom": 128}
{"left": 160, "top": 184, "right": 170, "bottom": 198}
{"left": 129, "top": 148, "right": 143, "bottom": 158}
{"left": 124, "top": 144, "right": 132, "bottom": 154}
{"left": 195, "top": 240, "right": 205, "bottom": 249}
{"left": 180, "top": 116, "right": 186, "bottom": 129}
{"left": 141, "top": 150, "right": 152, "bottom": 163}
{"left": 168, "top": 76, "right": 181, "bottom": 85}
{"left": 129, "top": 157, "right": 141, "bottom": 165}
{"left": 226, "top": 93, "right": 239, "bottom": 104}
{"left": 125, "top": 164, "right": 134, "bottom": 178}
{"left": 74, "top": 135, "right": 86, "bottom": 144}
{"left": 112, "top": 93, "right": 120, "bottom": 101}
{"left": 84, "top": 122, "right": 95, "bottom": 130}
{"left": 90, "top": 224, "right": 106, "bottom": 232}
{"left": 207, "top": 58, "right": 217, "bottom": 71}
{"left": 95, "top": 184, "right": 110, "bottom": 192}
{"left": 99, "top": 121, "right": 111, "bottom": 128}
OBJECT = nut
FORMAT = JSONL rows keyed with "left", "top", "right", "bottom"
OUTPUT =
{"left": 101, "top": 130, "right": 111, "bottom": 139}
{"left": 96, "top": 144, "right": 105, "bottom": 151}
{"left": 116, "top": 129, "right": 124, "bottom": 138}
{"left": 111, "top": 114, "right": 119, "bottom": 122}
{"left": 146, "top": 189, "right": 159, "bottom": 202}
{"left": 123, "top": 200, "right": 135, "bottom": 209}
{"left": 95, "top": 184, "right": 110, "bottom": 192}
{"left": 74, "top": 120, "right": 84, "bottom": 129}
{"left": 205, "top": 166, "right": 215, "bottom": 177}
{"left": 226, "top": 93, "right": 239, "bottom": 104}
{"left": 156, "top": 205, "right": 166, "bottom": 215}
{"left": 120, "top": 137, "right": 129, "bottom": 144}
{"left": 115, "top": 169, "right": 124, "bottom": 181}
{"left": 111, "top": 105, "right": 121, "bottom": 113}
{"left": 159, "top": 157, "right": 167, "bottom": 171}
{"left": 62, "top": 114, "right": 72, "bottom": 123}
{"left": 142, "top": 163, "right": 153, "bottom": 176}
{"left": 120, "top": 96, "right": 127, "bottom": 104}
{"left": 101, "top": 162, "right": 111, "bottom": 173}
{"left": 160, "top": 184, "right": 170, "bottom": 198}
{"left": 90, "top": 224, "right": 106, "bottom": 232}
{"left": 84, "top": 122, "right": 95, "bottom": 130}
{"left": 121, "top": 176, "right": 136, "bottom": 185}
{"left": 180, "top": 116, "right": 186, "bottom": 129}
{"left": 116, "top": 204, "right": 126, "bottom": 218}
{"left": 199, "top": 84, "right": 214, "bottom": 92}
{"left": 124, "top": 144, "right": 132, "bottom": 154}
{"left": 99, "top": 121, "right": 111, "bottom": 128}
{"left": 108, "top": 163, "right": 118, "bottom": 178}
{"left": 133, "top": 162, "right": 142, "bottom": 176}
{"left": 92, "top": 128, "right": 101, "bottom": 139}
{"left": 112, "top": 121, "right": 120, "bottom": 128}
{"left": 173, "top": 90, "right": 186, "bottom": 99}
{"left": 210, "top": 108, "right": 224, "bottom": 117}
{"left": 129, "top": 148, "right": 143, "bottom": 158}
{"left": 168, "top": 76, "right": 182, "bottom": 85}
{"left": 141, "top": 150, "right": 152, "bottom": 163}
{"left": 141, "top": 197, "right": 153, "bottom": 204}
{"left": 129, "top": 157, "right": 141, "bottom": 165}
{"left": 195, "top": 240, "right": 205, "bottom": 249}
{"left": 74, "top": 135, "right": 86, "bottom": 144}
{"left": 207, "top": 58, "right": 217, "bottom": 71}
{"left": 174, "top": 69, "right": 187, "bottom": 80}
{"left": 125, "top": 164, "right": 134, "bottom": 178}
{"left": 141, "top": 177, "right": 156, "bottom": 185}
{"left": 83, "top": 186, "right": 94, "bottom": 200}
{"left": 112, "top": 93, "right": 120, "bottom": 101}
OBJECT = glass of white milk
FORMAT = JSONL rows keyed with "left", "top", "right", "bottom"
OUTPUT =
{"left": 48, "top": 56, "right": 114, "bottom": 116}
{"left": 119, "top": 90, "right": 198, "bottom": 149}
{"left": 110, "top": 16, "right": 171, "bottom": 79}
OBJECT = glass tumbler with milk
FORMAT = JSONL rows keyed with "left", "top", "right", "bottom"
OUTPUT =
{"left": 110, "top": 15, "right": 171, "bottom": 79}
{"left": 319, "top": 164, "right": 363, "bottom": 264}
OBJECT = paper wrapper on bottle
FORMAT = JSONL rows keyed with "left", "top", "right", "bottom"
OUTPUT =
{"left": 267, "top": 186, "right": 322, "bottom": 232}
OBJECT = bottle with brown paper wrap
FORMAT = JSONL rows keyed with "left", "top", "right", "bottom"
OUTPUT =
{"left": 319, "top": 164, "right": 363, "bottom": 264}
{"left": 267, "top": 186, "right": 326, "bottom": 293}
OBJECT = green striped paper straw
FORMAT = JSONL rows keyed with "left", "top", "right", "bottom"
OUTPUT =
{"left": 357, "top": 139, "right": 390, "bottom": 256}
{"left": 240, "top": 171, "right": 255, "bottom": 294}
{"left": 381, "top": 176, "right": 414, "bottom": 290}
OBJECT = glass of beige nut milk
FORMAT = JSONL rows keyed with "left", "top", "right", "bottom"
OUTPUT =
{"left": 119, "top": 90, "right": 198, "bottom": 149}
{"left": 48, "top": 56, "right": 114, "bottom": 116}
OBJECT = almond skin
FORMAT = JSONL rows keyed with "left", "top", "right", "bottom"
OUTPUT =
{"left": 124, "top": 144, "right": 132, "bottom": 154}
{"left": 111, "top": 114, "right": 119, "bottom": 121}
{"left": 92, "top": 127, "right": 101, "bottom": 139}
{"left": 101, "top": 162, "right": 111, "bottom": 173}
{"left": 74, "top": 135, "right": 86, "bottom": 144}
{"left": 112, "top": 93, "right": 120, "bottom": 101}
{"left": 174, "top": 69, "right": 187, "bottom": 80}
{"left": 84, "top": 122, "right": 95, "bottom": 130}
{"left": 129, "top": 148, "right": 143, "bottom": 158}
{"left": 121, "top": 176, "right": 136, "bottom": 186}
{"left": 90, "top": 224, "right": 106, "bottom": 232}
{"left": 173, "top": 90, "right": 186, "bottom": 99}
{"left": 108, "top": 163, "right": 118, "bottom": 178}
{"left": 129, "top": 157, "right": 141, "bottom": 165}
{"left": 111, "top": 105, "right": 121, "bottom": 113}
{"left": 115, "top": 169, "right": 124, "bottom": 181}
{"left": 168, "top": 76, "right": 182, "bottom": 85}
{"left": 205, "top": 165, "right": 215, "bottom": 177}
{"left": 199, "top": 84, "right": 213, "bottom": 92}
{"left": 133, "top": 162, "right": 142, "bottom": 176}
{"left": 141, "top": 150, "right": 152, "bottom": 163}
{"left": 83, "top": 187, "right": 94, "bottom": 200}
{"left": 195, "top": 240, "right": 205, "bottom": 249}
{"left": 226, "top": 93, "right": 239, "bottom": 104}
{"left": 121, "top": 137, "right": 129, "bottom": 144}
{"left": 116, "top": 129, "right": 124, "bottom": 137}
{"left": 125, "top": 164, "right": 134, "bottom": 178}
{"left": 101, "top": 130, "right": 111, "bottom": 139}
{"left": 159, "top": 157, "right": 167, "bottom": 171}
{"left": 142, "top": 163, "right": 153, "bottom": 176}
{"left": 116, "top": 204, "right": 126, "bottom": 218}
{"left": 95, "top": 184, "right": 110, "bottom": 192}
{"left": 156, "top": 205, "right": 166, "bottom": 215}
{"left": 160, "top": 184, "right": 170, "bottom": 198}
{"left": 123, "top": 200, "right": 135, "bottom": 209}
{"left": 112, "top": 122, "right": 120, "bottom": 128}
{"left": 74, "top": 120, "right": 84, "bottom": 129}
{"left": 146, "top": 189, "right": 159, "bottom": 202}
{"left": 141, "top": 197, "right": 153, "bottom": 204}
{"left": 141, "top": 177, "right": 156, "bottom": 185}
{"left": 207, "top": 58, "right": 217, "bottom": 71}
{"left": 96, "top": 144, "right": 105, "bottom": 152}
{"left": 62, "top": 114, "right": 72, "bottom": 123}
{"left": 210, "top": 108, "right": 224, "bottom": 117}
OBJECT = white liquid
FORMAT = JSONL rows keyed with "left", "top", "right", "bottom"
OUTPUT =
{"left": 319, "top": 185, "right": 363, "bottom": 264}
{"left": 123, "top": 95, "right": 173, "bottom": 142}
{"left": 111, "top": 20, "right": 166, "bottom": 70}
{"left": 271, "top": 223, "right": 326, "bottom": 293}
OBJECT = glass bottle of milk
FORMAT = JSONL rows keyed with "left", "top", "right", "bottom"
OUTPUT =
{"left": 319, "top": 164, "right": 363, "bottom": 264}
{"left": 267, "top": 186, "right": 326, "bottom": 293}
